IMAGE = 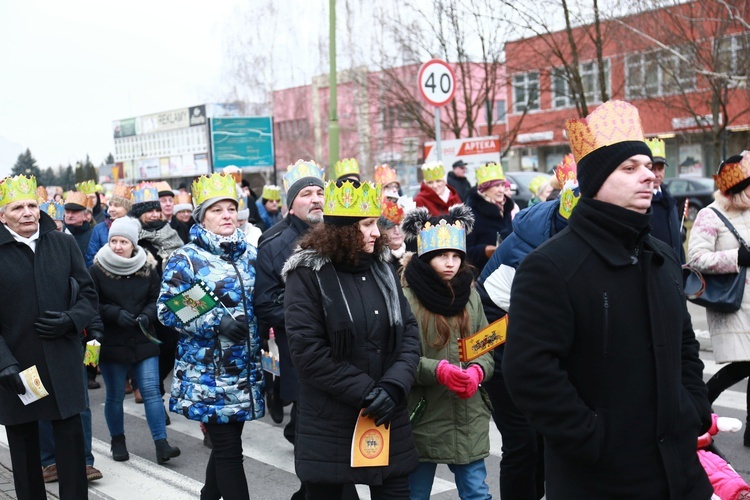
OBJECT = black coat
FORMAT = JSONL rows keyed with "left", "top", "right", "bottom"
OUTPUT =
{"left": 502, "top": 198, "right": 712, "bottom": 499}
{"left": 283, "top": 250, "right": 420, "bottom": 484}
{"left": 89, "top": 256, "right": 160, "bottom": 364}
{"left": 447, "top": 171, "right": 472, "bottom": 201}
{"left": 465, "top": 188, "right": 514, "bottom": 273}
{"left": 254, "top": 215, "right": 310, "bottom": 400}
{"left": 64, "top": 221, "right": 93, "bottom": 258}
{"left": 651, "top": 185, "right": 685, "bottom": 263}
{"left": 0, "top": 212, "right": 98, "bottom": 425}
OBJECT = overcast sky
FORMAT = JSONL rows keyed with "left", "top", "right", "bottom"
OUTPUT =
{"left": 0, "top": 0, "right": 247, "bottom": 176}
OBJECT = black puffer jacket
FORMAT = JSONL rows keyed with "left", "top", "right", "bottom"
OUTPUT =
{"left": 89, "top": 253, "right": 160, "bottom": 364}
{"left": 283, "top": 248, "right": 420, "bottom": 484}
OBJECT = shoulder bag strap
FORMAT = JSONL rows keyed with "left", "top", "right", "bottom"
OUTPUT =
{"left": 709, "top": 207, "right": 750, "bottom": 250}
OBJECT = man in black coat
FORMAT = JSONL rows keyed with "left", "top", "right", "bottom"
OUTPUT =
{"left": 447, "top": 160, "right": 472, "bottom": 201}
{"left": 502, "top": 102, "right": 712, "bottom": 499}
{"left": 647, "top": 140, "right": 685, "bottom": 263}
{"left": 63, "top": 191, "right": 94, "bottom": 258}
{"left": 0, "top": 176, "right": 98, "bottom": 499}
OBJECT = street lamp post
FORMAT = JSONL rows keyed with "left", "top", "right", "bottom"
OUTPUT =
{"left": 328, "top": 0, "right": 339, "bottom": 168}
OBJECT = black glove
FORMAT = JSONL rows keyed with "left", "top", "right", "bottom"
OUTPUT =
{"left": 86, "top": 328, "right": 103, "bottom": 342}
{"left": 219, "top": 314, "right": 247, "bottom": 343}
{"left": 34, "top": 311, "right": 75, "bottom": 340}
{"left": 136, "top": 314, "right": 150, "bottom": 329}
{"left": 117, "top": 310, "right": 137, "bottom": 328}
{"left": 0, "top": 365, "right": 25, "bottom": 395}
{"left": 361, "top": 386, "right": 396, "bottom": 428}
{"left": 739, "top": 246, "right": 750, "bottom": 267}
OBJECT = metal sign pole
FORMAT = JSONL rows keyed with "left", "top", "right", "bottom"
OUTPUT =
{"left": 434, "top": 107, "right": 442, "bottom": 161}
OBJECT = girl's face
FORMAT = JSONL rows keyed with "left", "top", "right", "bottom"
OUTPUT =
{"left": 358, "top": 217, "right": 380, "bottom": 253}
{"left": 385, "top": 225, "right": 404, "bottom": 250}
{"left": 430, "top": 251, "right": 462, "bottom": 281}
{"left": 107, "top": 202, "right": 128, "bottom": 220}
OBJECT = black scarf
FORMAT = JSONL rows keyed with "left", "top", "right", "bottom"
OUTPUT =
{"left": 404, "top": 254, "right": 473, "bottom": 317}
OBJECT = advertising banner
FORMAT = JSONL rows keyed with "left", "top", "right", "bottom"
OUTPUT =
{"left": 210, "top": 117, "right": 275, "bottom": 170}
{"left": 424, "top": 136, "right": 502, "bottom": 184}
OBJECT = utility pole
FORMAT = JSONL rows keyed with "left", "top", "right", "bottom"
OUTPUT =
{"left": 328, "top": 0, "right": 339, "bottom": 168}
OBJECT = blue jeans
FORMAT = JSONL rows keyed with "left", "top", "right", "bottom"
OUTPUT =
{"left": 409, "top": 460, "right": 492, "bottom": 500}
{"left": 100, "top": 356, "right": 166, "bottom": 441}
{"left": 39, "top": 363, "right": 94, "bottom": 467}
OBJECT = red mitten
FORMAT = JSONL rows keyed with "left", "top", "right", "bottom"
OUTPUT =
{"left": 456, "top": 365, "right": 484, "bottom": 399}
{"left": 436, "top": 360, "right": 470, "bottom": 394}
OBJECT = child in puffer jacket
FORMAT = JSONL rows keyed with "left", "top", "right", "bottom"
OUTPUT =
{"left": 698, "top": 413, "right": 750, "bottom": 500}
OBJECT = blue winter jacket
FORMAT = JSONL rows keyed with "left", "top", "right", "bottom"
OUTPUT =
{"left": 85, "top": 217, "right": 112, "bottom": 267}
{"left": 256, "top": 199, "right": 282, "bottom": 232}
{"left": 157, "top": 223, "right": 264, "bottom": 424}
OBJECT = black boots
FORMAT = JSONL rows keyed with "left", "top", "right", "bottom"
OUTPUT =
{"left": 155, "top": 439, "right": 181, "bottom": 464}
{"left": 111, "top": 434, "right": 129, "bottom": 461}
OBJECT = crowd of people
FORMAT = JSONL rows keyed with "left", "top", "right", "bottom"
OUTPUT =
{"left": 0, "top": 98, "right": 746, "bottom": 500}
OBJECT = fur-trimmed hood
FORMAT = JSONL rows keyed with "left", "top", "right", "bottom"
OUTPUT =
{"left": 281, "top": 245, "right": 392, "bottom": 282}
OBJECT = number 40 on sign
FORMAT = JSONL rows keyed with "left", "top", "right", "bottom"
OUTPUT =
{"left": 418, "top": 59, "right": 456, "bottom": 108}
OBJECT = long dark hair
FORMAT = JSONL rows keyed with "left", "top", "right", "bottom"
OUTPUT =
{"left": 297, "top": 220, "right": 388, "bottom": 265}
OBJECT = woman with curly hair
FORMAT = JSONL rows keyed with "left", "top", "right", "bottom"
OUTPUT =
{"left": 283, "top": 179, "right": 421, "bottom": 499}
{"left": 401, "top": 205, "right": 494, "bottom": 500}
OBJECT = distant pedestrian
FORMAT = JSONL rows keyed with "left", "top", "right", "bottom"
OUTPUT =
{"left": 447, "top": 160, "right": 472, "bottom": 201}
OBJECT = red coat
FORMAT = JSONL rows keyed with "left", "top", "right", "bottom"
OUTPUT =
{"left": 414, "top": 182, "right": 462, "bottom": 215}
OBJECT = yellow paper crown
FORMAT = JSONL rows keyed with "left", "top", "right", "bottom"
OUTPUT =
{"left": 192, "top": 173, "right": 238, "bottom": 207}
{"left": 421, "top": 162, "right": 445, "bottom": 182}
{"left": 644, "top": 138, "right": 666, "bottom": 160}
{"left": 374, "top": 164, "right": 399, "bottom": 186}
{"left": 324, "top": 180, "right": 381, "bottom": 218}
{"left": 476, "top": 162, "right": 505, "bottom": 186}
{"left": 283, "top": 159, "right": 325, "bottom": 193}
{"left": 0, "top": 175, "right": 37, "bottom": 208}
{"left": 417, "top": 218, "right": 466, "bottom": 256}
{"left": 261, "top": 185, "right": 282, "bottom": 201}
{"left": 238, "top": 197, "right": 247, "bottom": 211}
{"left": 528, "top": 175, "right": 549, "bottom": 196}
{"left": 333, "top": 158, "right": 360, "bottom": 180}
{"left": 75, "top": 180, "right": 98, "bottom": 195}
{"left": 565, "top": 100, "right": 645, "bottom": 163}
{"left": 715, "top": 154, "right": 750, "bottom": 194}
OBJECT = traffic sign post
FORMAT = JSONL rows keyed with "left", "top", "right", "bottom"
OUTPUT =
{"left": 418, "top": 59, "right": 456, "bottom": 162}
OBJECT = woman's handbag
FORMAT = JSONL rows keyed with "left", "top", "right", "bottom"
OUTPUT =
{"left": 685, "top": 208, "right": 748, "bottom": 313}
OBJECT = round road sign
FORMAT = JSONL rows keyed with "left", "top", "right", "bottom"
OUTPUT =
{"left": 418, "top": 59, "right": 456, "bottom": 107}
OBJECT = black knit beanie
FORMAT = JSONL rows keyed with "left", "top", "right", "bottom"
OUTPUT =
{"left": 286, "top": 177, "right": 325, "bottom": 207}
{"left": 129, "top": 200, "right": 161, "bottom": 219}
{"left": 577, "top": 141, "right": 653, "bottom": 198}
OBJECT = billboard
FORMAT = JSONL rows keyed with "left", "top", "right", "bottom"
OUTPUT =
{"left": 423, "top": 136, "right": 502, "bottom": 184}
{"left": 210, "top": 117, "right": 275, "bottom": 170}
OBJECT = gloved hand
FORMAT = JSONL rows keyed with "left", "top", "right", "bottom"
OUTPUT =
{"left": 456, "top": 365, "right": 484, "bottom": 399}
{"left": 738, "top": 246, "right": 750, "bottom": 267}
{"left": 362, "top": 386, "right": 396, "bottom": 428}
{"left": 435, "top": 359, "right": 470, "bottom": 394}
{"left": 136, "top": 314, "right": 150, "bottom": 329}
{"left": 219, "top": 314, "right": 247, "bottom": 343}
{"left": 86, "top": 328, "right": 103, "bottom": 342}
{"left": 34, "top": 311, "right": 75, "bottom": 340}
{"left": 0, "top": 365, "right": 25, "bottom": 395}
{"left": 117, "top": 310, "right": 137, "bottom": 328}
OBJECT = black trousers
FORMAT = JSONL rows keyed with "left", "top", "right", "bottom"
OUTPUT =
{"left": 6, "top": 415, "right": 87, "bottom": 500}
{"left": 706, "top": 361, "right": 750, "bottom": 410}
{"left": 157, "top": 326, "right": 179, "bottom": 396}
{"left": 484, "top": 348, "right": 545, "bottom": 500}
{"left": 200, "top": 421, "right": 248, "bottom": 500}
{"left": 305, "top": 475, "right": 408, "bottom": 500}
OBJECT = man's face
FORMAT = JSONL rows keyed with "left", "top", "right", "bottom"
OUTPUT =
{"left": 0, "top": 200, "right": 40, "bottom": 237}
{"left": 264, "top": 199, "right": 280, "bottom": 214}
{"left": 453, "top": 165, "right": 467, "bottom": 178}
{"left": 64, "top": 208, "right": 86, "bottom": 227}
{"left": 160, "top": 195, "right": 174, "bottom": 217}
{"left": 652, "top": 162, "right": 666, "bottom": 189}
{"left": 595, "top": 154, "right": 654, "bottom": 213}
{"left": 290, "top": 186, "right": 325, "bottom": 225}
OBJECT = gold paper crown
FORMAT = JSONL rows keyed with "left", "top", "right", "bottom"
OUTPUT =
{"left": 75, "top": 180, "right": 98, "bottom": 195}
{"left": 283, "top": 159, "right": 325, "bottom": 193}
{"left": 238, "top": 197, "right": 247, "bottom": 211}
{"left": 645, "top": 138, "right": 666, "bottom": 160}
{"left": 192, "top": 173, "right": 237, "bottom": 207}
{"left": 417, "top": 218, "right": 466, "bottom": 256}
{"left": 380, "top": 199, "right": 404, "bottom": 225}
{"left": 333, "top": 158, "right": 360, "bottom": 180}
{"left": 324, "top": 180, "right": 381, "bottom": 218}
{"left": 715, "top": 154, "right": 750, "bottom": 194}
{"left": 421, "top": 162, "right": 445, "bottom": 182}
{"left": 565, "top": 100, "right": 645, "bottom": 163}
{"left": 0, "top": 175, "right": 37, "bottom": 208}
{"left": 36, "top": 186, "right": 48, "bottom": 202}
{"left": 555, "top": 154, "right": 577, "bottom": 187}
{"left": 65, "top": 191, "right": 88, "bottom": 209}
{"left": 111, "top": 183, "right": 132, "bottom": 200}
{"left": 261, "top": 185, "right": 282, "bottom": 201}
{"left": 154, "top": 181, "right": 173, "bottom": 195}
{"left": 374, "top": 164, "right": 399, "bottom": 186}
{"left": 174, "top": 192, "right": 192, "bottom": 206}
{"left": 476, "top": 162, "right": 505, "bottom": 186}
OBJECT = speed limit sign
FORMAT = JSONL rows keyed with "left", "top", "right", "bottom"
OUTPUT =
{"left": 418, "top": 59, "right": 456, "bottom": 107}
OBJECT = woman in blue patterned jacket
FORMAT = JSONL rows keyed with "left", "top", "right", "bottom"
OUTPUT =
{"left": 157, "top": 172, "right": 263, "bottom": 500}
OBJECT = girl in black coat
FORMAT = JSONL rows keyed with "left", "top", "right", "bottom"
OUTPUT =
{"left": 283, "top": 180, "right": 420, "bottom": 500}
{"left": 89, "top": 217, "right": 180, "bottom": 465}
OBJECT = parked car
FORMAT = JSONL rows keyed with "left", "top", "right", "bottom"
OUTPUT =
{"left": 662, "top": 177, "right": 716, "bottom": 221}
{"left": 506, "top": 171, "right": 547, "bottom": 209}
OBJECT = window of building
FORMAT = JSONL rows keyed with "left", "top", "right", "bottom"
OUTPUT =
{"left": 552, "top": 61, "right": 610, "bottom": 108}
{"left": 513, "top": 72, "right": 539, "bottom": 113}
{"left": 626, "top": 47, "right": 695, "bottom": 99}
{"left": 485, "top": 99, "right": 507, "bottom": 124}
{"left": 716, "top": 33, "right": 750, "bottom": 84}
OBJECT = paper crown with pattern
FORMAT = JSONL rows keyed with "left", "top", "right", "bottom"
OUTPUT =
{"left": 333, "top": 158, "right": 360, "bottom": 180}
{"left": 324, "top": 180, "right": 381, "bottom": 218}
{"left": 40, "top": 201, "right": 64, "bottom": 220}
{"left": 64, "top": 191, "right": 88, "bottom": 209}
{"left": 36, "top": 186, "right": 47, "bottom": 202}
{"left": 75, "top": 180, "right": 98, "bottom": 195}
{"left": 715, "top": 154, "right": 750, "bottom": 194}
{"left": 421, "top": 162, "right": 445, "bottom": 182}
{"left": 132, "top": 183, "right": 159, "bottom": 204}
{"left": 111, "top": 183, "right": 133, "bottom": 201}
{"left": 644, "top": 138, "right": 666, "bottom": 161}
{"left": 476, "top": 162, "right": 506, "bottom": 186}
{"left": 555, "top": 154, "right": 577, "bottom": 187}
{"left": 173, "top": 192, "right": 193, "bottom": 212}
{"left": 154, "top": 181, "right": 173, "bottom": 195}
{"left": 374, "top": 164, "right": 399, "bottom": 186}
{"left": 380, "top": 199, "right": 405, "bottom": 226}
{"left": 238, "top": 197, "right": 247, "bottom": 212}
{"left": 0, "top": 175, "right": 37, "bottom": 208}
{"left": 191, "top": 173, "right": 237, "bottom": 207}
{"left": 565, "top": 100, "right": 646, "bottom": 163}
{"left": 418, "top": 218, "right": 466, "bottom": 256}
{"left": 528, "top": 175, "right": 549, "bottom": 196}
{"left": 283, "top": 159, "right": 325, "bottom": 193}
{"left": 261, "top": 185, "right": 282, "bottom": 201}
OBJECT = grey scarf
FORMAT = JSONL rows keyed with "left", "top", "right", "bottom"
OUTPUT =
{"left": 95, "top": 244, "right": 148, "bottom": 276}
